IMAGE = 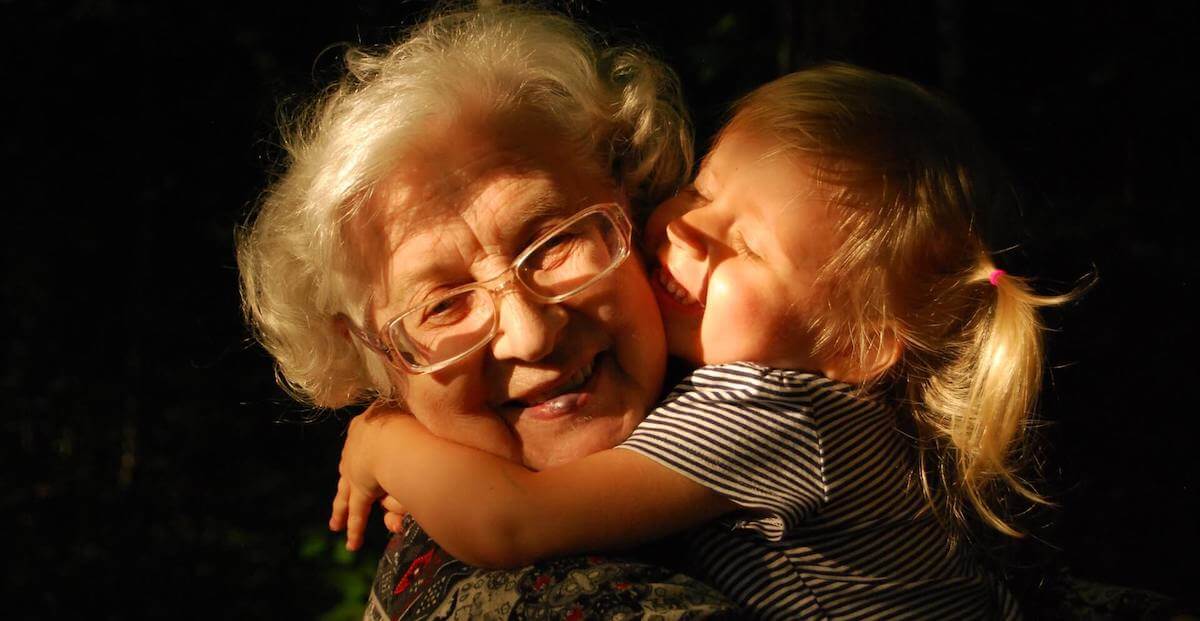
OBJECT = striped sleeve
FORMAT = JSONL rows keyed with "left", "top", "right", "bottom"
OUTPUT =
{"left": 617, "top": 363, "right": 827, "bottom": 541}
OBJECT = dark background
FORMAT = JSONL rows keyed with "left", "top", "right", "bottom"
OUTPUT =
{"left": 4, "top": 1, "right": 1197, "bottom": 618}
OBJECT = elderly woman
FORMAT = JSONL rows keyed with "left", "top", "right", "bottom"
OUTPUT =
{"left": 238, "top": 5, "right": 738, "bottom": 618}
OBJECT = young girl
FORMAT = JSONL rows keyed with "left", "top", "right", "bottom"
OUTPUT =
{"left": 332, "top": 64, "right": 1068, "bottom": 619}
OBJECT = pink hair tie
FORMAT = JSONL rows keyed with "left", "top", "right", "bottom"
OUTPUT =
{"left": 988, "top": 269, "right": 1006, "bottom": 286}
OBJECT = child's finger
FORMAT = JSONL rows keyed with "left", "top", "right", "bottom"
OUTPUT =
{"left": 383, "top": 511, "right": 402, "bottom": 533}
{"left": 345, "top": 487, "right": 375, "bottom": 551}
{"left": 329, "top": 476, "right": 350, "bottom": 532}
{"left": 380, "top": 495, "right": 407, "bottom": 534}
{"left": 380, "top": 495, "right": 407, "bottom": 516}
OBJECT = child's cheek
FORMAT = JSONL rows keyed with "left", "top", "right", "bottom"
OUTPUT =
{"left": 700, "top": 271, "right": 776, "bottom": 363}
{"left": 728, "top": 293, "right": 773, "bottom": 346}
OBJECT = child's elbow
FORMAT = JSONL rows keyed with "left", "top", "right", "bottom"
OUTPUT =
{"left": 433, "top": 511, "right": 545, "bottom": 569}
{"left": 452, "top": 544, "right": 536, "bottom": 569}
{"left": 443, "top": 525, "right": 541, "bottom": 569}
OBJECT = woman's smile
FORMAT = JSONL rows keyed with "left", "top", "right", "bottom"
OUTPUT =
{"left": 499, "top": 351, "right": 601, "bottom": 419}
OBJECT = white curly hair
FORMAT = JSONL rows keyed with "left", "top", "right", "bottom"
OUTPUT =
{"left": 237, "top": 4, "right": 692, "bottom": 408}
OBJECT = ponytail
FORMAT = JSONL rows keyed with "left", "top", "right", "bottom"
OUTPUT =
{"left": 909, "top": 264, "right": 1082, "bottom": 537}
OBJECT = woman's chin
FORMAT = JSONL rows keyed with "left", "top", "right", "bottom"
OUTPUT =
{"left": 510, "top": 350, "right": 647, "bottom": 469}
{"left": 519, "top": 413, "right": 635, "bottom": 470}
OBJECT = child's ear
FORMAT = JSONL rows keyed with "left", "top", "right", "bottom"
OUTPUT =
{"left": 864, "top": 330, "right": 903, "bottom": 379}
{"left": 826, "top": 328, "right": 902, "bottom": 384}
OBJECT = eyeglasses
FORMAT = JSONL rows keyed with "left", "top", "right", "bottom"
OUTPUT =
{"left": 342, "top": 202, "right": 632, "bottom": 374}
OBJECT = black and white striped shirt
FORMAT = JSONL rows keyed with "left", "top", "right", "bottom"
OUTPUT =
{"left": 619, "top": 363, "right": 1020, "bottom": 620}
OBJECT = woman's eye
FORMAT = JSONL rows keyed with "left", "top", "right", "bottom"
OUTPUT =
{"left": 421, "top": 295, "right": 469, "bottom": 325}
{"left": 530, "top": 233, "right": 580, "bottom": 270}
{"left": 543, "top": 232, "right": 575, "bottom": 250}
{"left": 428, "top": 298, "right": 456, "bottom": 315}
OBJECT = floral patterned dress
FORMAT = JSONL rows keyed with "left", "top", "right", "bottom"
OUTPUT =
{"left": 364, "top": 516, "right": 742, "bottom": 620}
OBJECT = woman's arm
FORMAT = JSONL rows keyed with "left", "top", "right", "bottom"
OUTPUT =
{"left": 333, "top": 412, "right": 735, "bottom": 568}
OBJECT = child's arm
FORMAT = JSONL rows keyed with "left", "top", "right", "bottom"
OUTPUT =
{"left": 332, "top": 412, "right": 736, "bottom": 568}
{"left": 329, "top": 398, "right": 524, "bottom": 549}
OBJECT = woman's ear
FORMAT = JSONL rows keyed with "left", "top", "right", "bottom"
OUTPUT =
{"left": 332, "top": 313, "right": 354, "bottom": 341}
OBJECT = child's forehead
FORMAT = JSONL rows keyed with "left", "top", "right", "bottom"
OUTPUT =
{"left": 704, "top": 129, "right": 798, "bottom": 176}
{"left": 702, "top": 129, "right": 821, "bottom": 193}
{"left": 707, "top": 128, "right": 839, "bottom": 240}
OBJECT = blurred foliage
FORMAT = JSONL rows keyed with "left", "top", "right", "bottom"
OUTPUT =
{"left": 299, "top": 529, "right": 382, "bottom": 621}
{"left": 3, "top": 0, "right": 1197, "bottom": 618}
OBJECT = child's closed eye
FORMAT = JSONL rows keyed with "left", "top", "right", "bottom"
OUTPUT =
{"left": 732, "top": 231, "right": 761, "bottom": 259}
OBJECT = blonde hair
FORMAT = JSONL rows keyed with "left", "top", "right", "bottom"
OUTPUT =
{"left": 236, "top": 4, "right": 692, "bottom": 409}
{"left": 727, "top": 64, "right": 1076, "bottom": 537}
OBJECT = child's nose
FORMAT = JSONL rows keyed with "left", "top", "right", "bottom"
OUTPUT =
{"left": 664, "top": 218, "right": 707, "bottom": 260}
{"left": 643, "top": 191, "right": 695, "bottom": 255}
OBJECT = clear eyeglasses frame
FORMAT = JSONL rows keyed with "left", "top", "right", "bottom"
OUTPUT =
{"left": 340, "top": 202, "right": 633, "bottom": 375}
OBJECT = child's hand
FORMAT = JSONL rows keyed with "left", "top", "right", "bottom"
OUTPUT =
{"left": 328, "top": 410, "right": 395, "bottom": 550}
{"left": 381, "top": 495, "right": 408, "bottom": 533}
{"left": 329, "top": 474, "right": 380, "bottom": 551}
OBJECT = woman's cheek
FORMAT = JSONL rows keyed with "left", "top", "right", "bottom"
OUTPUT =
{"left": 406, "top": 356, "right": 489, "bottom": 413}
{"left": 611, "top": 262, "right": 666, "bottom": 392}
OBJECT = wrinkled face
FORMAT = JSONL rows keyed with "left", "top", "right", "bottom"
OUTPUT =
{"left": 361, "top": 118, "right": 665, "bottom": 470}
{"left": 645, "top": 128, "right": 842, "bottom": 371}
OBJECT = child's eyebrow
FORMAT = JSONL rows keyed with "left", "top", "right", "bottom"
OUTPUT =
{"left": 696, "top": 151, "right": 716, "bottom": 180}
{"left": 695, "top": 165, "right": 717, "bottom": 192}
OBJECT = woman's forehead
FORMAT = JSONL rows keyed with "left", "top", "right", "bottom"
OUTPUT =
{"left": 351, "top": 117, "right": 617, "bottom": 297}
{"left": 382, "top": 171, "right": 575, "bottom": 250}
{"left": 371, "top": 123, "right": 601, "bottom": 239}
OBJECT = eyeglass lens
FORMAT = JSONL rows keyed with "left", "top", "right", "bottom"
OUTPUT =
{"left": 393, "top": 210, "right": 624, "bottom": 367}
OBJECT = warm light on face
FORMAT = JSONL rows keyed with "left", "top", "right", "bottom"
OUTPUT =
{"left": 646, "top": 129, "right": 843, "bottom": 373}
{"left": 343, "top": 203, "right": 633, "bottom": 374}
{"left": 355, "top": 120, "right": 666, "bottom": 470}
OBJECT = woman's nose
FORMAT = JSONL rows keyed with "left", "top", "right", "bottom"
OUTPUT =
{"left": 490, "top": 290, "right": 568, "bottom": 362}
